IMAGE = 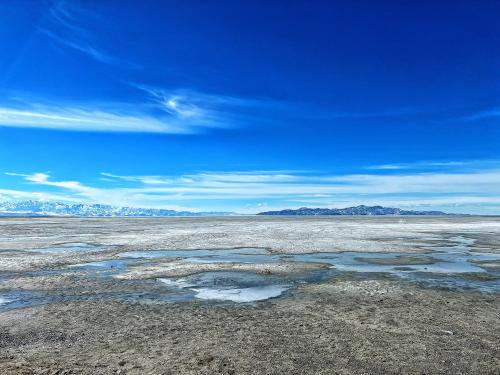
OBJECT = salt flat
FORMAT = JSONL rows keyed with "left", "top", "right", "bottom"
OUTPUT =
{"left": 0, "top": 216, "right": 499, "bottom": 374}
{"left": 1, "top": 215, "right": 500, "bottom": 254}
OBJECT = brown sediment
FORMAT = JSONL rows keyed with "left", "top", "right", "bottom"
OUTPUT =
{"left": 471, "top": 259, "right": 500, "bottom": 271}
{"left": 0, "top": 279, "right": 499, "bottom": 374}
{"left": 114, "top": 260, "right": 330, "bottom": 280}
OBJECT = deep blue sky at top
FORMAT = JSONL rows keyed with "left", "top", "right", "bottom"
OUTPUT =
{"left": 0, "top": 0, "right": 499, "bottom": 212}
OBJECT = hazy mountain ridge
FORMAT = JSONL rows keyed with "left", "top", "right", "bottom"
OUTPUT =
{"left": 257, "top": 205, "right": 450, "bottom": 216}
{"left": 0, "top": 200, "right": 234, "bottom": 217}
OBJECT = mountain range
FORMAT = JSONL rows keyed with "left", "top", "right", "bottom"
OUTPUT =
{"left": 257, "top": 205, "right": 450, "bottom": 216}
{"left": 0, "top": 200, "right": 234, "bottom": 217}
{"left": 0, "top": 201, "right": 453, "bottom": 217}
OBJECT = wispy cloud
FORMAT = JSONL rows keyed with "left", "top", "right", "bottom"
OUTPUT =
{"left": 101, "top": 171, "right": 301, "bottom": 185}
{"left": 0, "top": 103, "right": 192, "bottom": 133}
{"left": 39, "top": 27, "right": 115, "bottom": 64}
{"left": 4, "top": 163, "right": 500, "bottom": 213}
{"left": 134, "top": 85, "right": 285, "bottom": 128}
{"left": 40, "top": 0, "right": 130, "bottom": 66}
{"left": 367, "top": 160, "right": 475, "bottom": 171}
{"left": 367, "top": 164, "right": 408, "bottom": 170}
{"left": 0, "top": 84, "right": 288, "bottom": 133}
{"left": 464, "top": 108, "right": 500, "bottom": 121}
{"left": 97, "top": 169, "right": 500, "bottom": 197}
{"left": 6, "top": 172, "right": 98, "bottom": 194}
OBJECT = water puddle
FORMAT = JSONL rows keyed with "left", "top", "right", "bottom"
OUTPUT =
{"left": 0, "top": 291, "right": 50, "bottom": 309}
{"left": 156, "top": 268, "right": 340, "bottom": 302}
{"left": 115, "top": 237, "right": 500, "bottom": 300}
{"left": 117, "top": 242, "right": 500, "bottom": 278}
{"left": 158, "top": 271, "right": 293, "bottom": 302}
{"left": 0, "top": 288, "right": 193, "bottom": 309}
{"left": 0, "top": 296, "right": 11, "bottom": 305}
{"left": 67, "top": 259, "right": 130, "bottom": 273}
{"left": 119, "top": 248, "right": 280, "bottom": 264}
{"left": 1, "top": 235, "right": 499, "bottom": 309}
{"left": 289, "top": 251, "right": 487, "bottom": 274}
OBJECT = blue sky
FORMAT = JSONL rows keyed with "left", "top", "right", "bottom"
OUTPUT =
{"left": 1, "top": 0, "right": 500, "bottom": 213}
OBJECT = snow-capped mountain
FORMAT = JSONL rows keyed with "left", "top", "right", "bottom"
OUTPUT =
{"left": 257, "top": 205, "right": 450, "bottom": 216}
{"left": 0, "top": 200, "right": 235, "bottom": 217}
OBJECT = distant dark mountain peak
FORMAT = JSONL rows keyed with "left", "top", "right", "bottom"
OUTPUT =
{"left": 257, "top": 205, "right": 450, "bottom": 216}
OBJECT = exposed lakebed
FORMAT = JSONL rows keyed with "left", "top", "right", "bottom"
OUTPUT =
{"left": 0, "top": 236, "right": 499, "bottom": 308}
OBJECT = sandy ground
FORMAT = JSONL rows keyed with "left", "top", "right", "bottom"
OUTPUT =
{"left": 0, "top": 278, "right": 499, "bottom": 374}
{"left": 0, "top": 217, "right": 499, "bottom": 374}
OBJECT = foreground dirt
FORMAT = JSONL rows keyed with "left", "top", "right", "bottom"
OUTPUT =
{"left": 1, "top": 278, "right": 499, "bottom": 375}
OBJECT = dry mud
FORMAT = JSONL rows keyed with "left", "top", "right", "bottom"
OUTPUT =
{"left": 0, "top": 216, "right": 499, "bottom": 374}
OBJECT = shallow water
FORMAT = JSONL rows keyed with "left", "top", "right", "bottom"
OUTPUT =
{"left": 0, "top": 287, "right": 195, "bottom": 309}
{"left": 119, "top": 248, "right": 280, "bottom": 264}
{"left": 1, "top": 235, "right": 499, "bottom": 308}
{"left": 117, "top": 239, "right": 500, "bottom": 275}
{"left": 0, "top": 296, "right": 11, "bottom": 305}
{"left": 156, "top": 269, "right": 334, "bottom": 302}
{"left": 290, "top": 251, "right": 487, "bottom": 274}
{"left": 114, "top": 236, "right": 500, "bottom": 300}
{"left": 67, "top": 259, "right": 131, "bottom": 274}
{"left": 158, "top": 271, "right": 293, "bottom": 302}
{"left": 0, "top": 290, "right": 64, "bottom": 309}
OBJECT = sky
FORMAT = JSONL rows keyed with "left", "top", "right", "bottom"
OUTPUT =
{"left": 1, "top": 0, "right": 500, "bottom": 214}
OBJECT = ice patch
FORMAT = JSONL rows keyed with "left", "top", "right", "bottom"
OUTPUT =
{"left": 66, "top": 259, "right": 129, "bottom": 274}
{"left": 0, "top": 296, "right": 11, "bottom": 305}
{"left": 193, "top": 285, "right": 289, "bottom": 302}
{"left": 158, "top": 277, "right": 196, "bottom": 289}
{"left": 68, "top": 261, "right": 111, "bottom": 268}
{"left": 157, "top": 271, "right": 295, "bottom": 302}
